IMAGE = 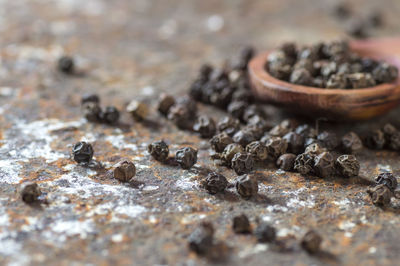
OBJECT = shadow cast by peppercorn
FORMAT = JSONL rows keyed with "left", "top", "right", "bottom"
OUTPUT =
{"left": 141, "top": 118, "right": 163, "bottom": 131}
{"left": 313, "top": 250, "right": 340, "bottom": 264}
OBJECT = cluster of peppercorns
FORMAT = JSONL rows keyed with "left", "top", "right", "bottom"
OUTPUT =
{"left": 367, "top": 172, "right": 399, "bottom": 206}
{"left": 364, "top": 123, "right": 400, "bottom": 151}
{"left": 266, "top": 40, "right": 398, "bottom": 89}
{"left": 148, "top": 140, "right": 198, "bottom": 169}
{"left": 81, "top": 94, "right": 120, "bottom": 124}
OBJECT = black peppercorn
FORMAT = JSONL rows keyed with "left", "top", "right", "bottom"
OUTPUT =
{"left": 290, "top": 68, "right": 313, "bottom": 86}
{"left": 335, "top": 155, "right": 360, "bottom": 178}
{"left": 232, "top": 214, "right": 251, "bottom": 234}
{"left": 81, "top": 93, "right": 100, "bottom": 105}
{"left": 21, "top": 182, "right": 41, "bottom": 203}
{"left": 210, "top": 132, "right": 233, "bottom": 153}
{"left": 326, "top": 73, "right": 348, "bottom": 89}
{"left": 227, "top": 101, "right": 248, "bottom": 120}
{"left": 317, "top": 131, "right": 339, "bottom": 150}
{"left": 367, "top": 184, "right": 393, "bottom": 206}
{"left": 233, "top": 129, "right": 256, "bottom": 147}
{"left": 242, "top": 104, "right": 265, "bottom": 123}
{"left": 72, "top": 141, "right": 94, "bottom": 164}
{"left": 188, "top": 221, "right": 214, "bottom": 255}
{"left": 176, "top": 147, "right": 198, "bottom": 169}
{"left": 100, "top": 106, "right": 120, "bottom": 124}
{"left": 382, "top": 123, "right": 397, "bottom": 141}
{"left": 193, "top": 115, "right": 216, "bottom": 138}
{"left": 113, "top": 160, "right": 136, "bottom": 182}
{"left": 276, "top": 153, "right": 296, "bottom": 171}
{"left": 294, "top": 153, "right": 315, "bottom": 175}
{"left": 158, "top": 93, "right": 176, "bottom": 116}
{"left": 217, "top": 116, "right": 240, "bottom": 137}
{"left": 314, "top": 152, "right": 336, "bottom": 178}
{"left": 126, "top": 100, "right": 149, "bottom": 121}
{"left": 203, "top": 172, "right": 228, "bottom": 194}
{"left": 333, "top": 3, "right": 351, "bottom": 19}
{"left": 82, "top": 102, "right": 102, "bottom": 122}
{"left": 301, "top": 230, "right": 322, "bottom": 254}
{"left": 372, "top": 63, "right": 398, "bottom": 83}
{"left": 57, "top": 56, "right": 74, "bottom": 74}
{"left": 231, "top": 152, "right": 254, "bottom": 175}
{"left": 246, "top": 141, "right": 268, "bottom": 161}
{"left": 167, "top": 104, "right": 193, "bottom": 130}
{"left": 295, "top": 124, "right": 317, "bottom": 139}
{"left": 389, "top": 131, "right": 400, "bottom": 151}
{"left": 221, "top": 143, "right": 244, "bottom": 165}
{"left": 341, "top": 132, "right": 363, "bottom": 153}
{"left": 255, "top": 223, "right": 276, "bottom": 243}
{"left": 148, "top": 140, "right": 169, "bottom": 162}
{"left": 347, "top": 73, "right": 376, "bottom": 88}
{"left": 235, "top": 174, "right": 258, "bottom": 199}
{"left": 375, "top": 172, "right": 398, "bottom": 192}
{"left": 304, "top": 143, "right": 327, "bottom": 156}
{"left": 283, "top": 132, "right": 304, "bottom": 154}
{"left": 269, "top": 119, "right": 297, "bottom": 137}
{"left": 365, "top": 129, "right": 385, "bottom": 149}
{"left": 268, "top": 61, "right": 292, "bottom": 81}
{"left": 199, "top": 64, "right": 214, "bottom": 80}
{"left": 265, "top": 137, "right": 288, "bottom": 159}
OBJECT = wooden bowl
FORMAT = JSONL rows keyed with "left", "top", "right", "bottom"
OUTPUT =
{"left": 249, "top": 38, "right": 400, "bottom": 120}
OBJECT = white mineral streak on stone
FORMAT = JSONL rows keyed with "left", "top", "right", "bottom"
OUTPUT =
{"left": 175, "top": 174, "right": 199, "bottom": 190}
{"left": 377, "top": 164, "right": 392, "bottom": 172}
{"left": 111, "top": 234, "right": 124, "bottom": 243}
{"left": 105, "top": 134, "right": 138, "bottom": 151}
{"left": 55, "top": 0, "right": 104, "bottom": 16}
{"left": 0, "top": 159, "right": 23, "bottom": 184}
{"left": 142, "top": 185, "right": 159, "bottom": 191}
{"left": 5, "top": 44, "right": 64, "bottom": 62}
{"left": 277, "top": 228, "right": 296, "bottom": 237}
{"left": 339, "top": 220, "right": 356, "bottom": 231}
{"left": 158, "top": 20, "right": 178, "bottom": 39}
{"left": 206, "top": 15, "right": 224, "bottom": 32}
{"left": 281, "top": 187, "right": 315, "bottom": 209}
{"left": 181, "top": 214, "right": 206, "bottom": 224}
{"left": 114, "top": 205, "right": 147, "bottom": 218}
{"left": 333, "top": 198, "right": 351, "bottom": 210}
{"left": 51, "top": 219, "right": 95, "bottom": 239}
{"left": 369, "top": 246, "right": 377, "bottom": 254}
{"left": 50, "top": 20, "right": 76, "bottom": 35}
{"left": 0, "top": 86, "right": 18, "bottom": 97}
{"left": 238, "top": 244, "right": 268, "bottom": 258}
{"left": 267, "top": 205, "right": 288, "bottom": 213}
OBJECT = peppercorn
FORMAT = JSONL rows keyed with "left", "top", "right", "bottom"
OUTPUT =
{"left": 268, "top": 61, "right": 292, "bottom": 81}
{"left": 235, "top": 174, "right": 258, "bottom": 199}
{"left": 314, "top": 152, "right": 336, "bottom": 178}
{"left": 295, "top": 124, "right": 317, "bottom": 139}
{"left": 255, "top": 223, "right": 276, "bottom": 243}
{"left": 157, "top": 93, "right": 176, "bottom": 116}
{"left": 368, "top": 11, "right": 383, "bottom": 28}
{"left": 347, "top": 73, "right": 376, "bottom": 88}
{"left": 148, "top": 140, "right": 169, "bottom": 162}
{"left": 232, "top": 89, "right": 254, "bottom": 105}
{"left": 372, "top": 63, "right": 398, "bottom": 83}
{"left": 193, "top": 115, "right": 216, "bottom": 138}
{"left": 203, "top": 172, "right": 228, "bottom": 195}
{"left": 333, "top": 3, "right": 351, "bottom": 19}
{"left": 247, "top": 115, "right": 270, "bottom": 131}
{"left": 113, "top": 160, "right": 136, "bottom": 182}
{"left": 199, "top": 64, "right": 214, "bottom": 80}
{"left": 210, "top": 85, "right": 235, "bottom": 108}
{"left": 321, "top": 61, "right": 338, "bottom": 77}
{"left": 233, "top": 129, "right": 256, "bottom": 147}
{"left": 189, "top": 78, "right": 206, "bottom": 101}
{"left": 346, "top": 19, "right": 369, "bottom": 39}
{"left": 280, "top": 42, "right": 297, "bottom": 59}
{"left": 57, "top": 55, "right": 74, "bottom": 74}
{"left": 326, "top": 74, "right": 348, "bottom": 89}
{"left": 232, "top": 214, "right": 251, "bottom": 234}
{"left": 231, "top": 152, "right": 254, "bottom": 175}
{"left": 290, "top": 68, "right": 313, "bottom": 86}
{"left": 283, "top": 132, "right": 304, "bottom": 154}
{"left": 335, "top": 155, "right": 359, "bottom": 178}
{"left": 294, "top": 153, "right": 315, "bottom": 175}
{"left": 227, "top": 101, "right": 248, "bottom": 120}
{"left": 82, "top": 102, "right": 102, "bottom": 122}
{"left": 382, "top": 123, "right": 397, "bottom": 141}
{"left": 365, "top": 129, "right": 385, "bottom": 149}
{"left": 276, "top": 153, "right": 296, "bottom": 171}
{"left": 317, "top": 131, "right": 339, "bottom": 150}
{"left": 21, "top": 182, "right": 41, "bottom": 203}
{"left": 375, "top": 172, "right": 398, "bottom": 192}
{"left": 188, "top": 221, "right": 214, "bottom": 255}
{"left": 246, "top": 141, "right": 268, "bottom": 161}
{"left": 301, "top": 230, "right": 322, "bottom": 254}
{"left": 267, "top": 50, "right": 293, "bottom": 66}
{"left": 367, "top": 184, "right": 393, "bottom": 206}
{"left": 388, "top": 131, "right": 400, "bottom": 150}
{"left": 167, "top": 103, "right": 193, "bottom": 130}
{"left": 304, "top": 143, "right": 327, "bottom": 156}
{"left": 176, "top": 147, "right": 198, "bottom": 169}
{"left": 221, "top": 143, "right": 244, "bottom": 165}
{"left": 126, "top": 100, "right": 148, "bottom": 121}
{"left": 243, "top": 124, "right": 264, "bottom": 140}
{"left": 100, "top": 106, "right": 120, "bottom": 124}
{"left": 72, "top": 141, "right": 94, "bottom": 164}
{"left": 265, "top": 137, "right": 288, "bottom": 159}
{"left": 210, "top": 132, "right": 233, "bottom": 153}
{"left": 341, "top": 132, "right": 363, "bottom": 153}
{"left": 269, "top": 119, "right": 295, "bottom": 137}
{"left": 217, "top": 116, "right": 240, "bottom": 137}
{"left": 242, "top": 105, "right": 265, "bottom": 123}
{"left": 81, "top": 93, "right": 100, "bottom": 105}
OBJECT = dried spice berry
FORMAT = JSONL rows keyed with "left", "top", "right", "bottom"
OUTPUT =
{"left": 100, "top": 106, "right": 120, "bottom": 124}
{"left": 176, "top": 147, "right": 198, "bottom": 169}
{"left": 113, "top": 160, "right": 136, "bottom": 182}
{"left": 188, "top": 221, "right": 214, "bottom": 255}
{"left": 375, "top": 172, "right": 398, "bottom": 192}
{"left": 227, "top": 101, "right": 248, "bottom": 120}
{"left": 336, "top": 155, "right": 360, "bottom": 178}
{"left": 276, "top": 153, "right": 296, "bottom": 171}
{"left": 382, "top": 123, "right": 397, "bottom": 140}
{"left": 21, "top": 183, "right": 41, "bottom": 203}
{"left": 203, "top": 172, "right": 228, "bottom": 194}
{"left": 242, "top": 104, "right": 265, "bottom": 123}
{"left": 305, "top": 143, "right": 327, "bottom": 156}
{"left": 81, "top": 93, "right": 100, "bottom": 105}
{"left": 365, "top": 129, "right": 385, "bottom": 149}
{"left": 127, "top": 100, "right": 149, "bottom": 121}
{"left": 233, "top": 129, "right": 256, "bottom": 147}
{"left": 233, "top": 46, "right": 255, "bottom": 71}
{"left": 295, "top": 124, "right": 317, "bottom": 139}
{"left": 314, "top": 152, "right": 336, "bottom": 178}
{"left": 294, "top": 153, "right": 315, "bottom": 175}
{"left": 341, "top": 132, "right": 363, "bottom": 153}
{"left": 372, "top": 63, "right": 398, "bottom": 83}
{"left": 317, "top": 131, "right": 339, "bottom": 150}
{"left": 389, "top": 131, "right": 400, "bottom": 150}
{"left": 232, "top": 214, "right": 251, "bottom": 234}
{"left": 148, "top": 140, "right": 169, "bottom": 162}
{"left": 268, "top": 61, "right": 292, "bottom": 80}
{"left": 265, "top": 137, "right": 288, "bottom": 159}
{"left": 231, "top": 152, "right": 254, "bottom": 175}
{"left": 235, "top": 174, "right": 258, "bottom": 199}
{"left": 158, "top": 93, "right": 176, "bottom": 116}
{"left": 283, "top": 132, "right": 304, "bottom": 154}
{"left": 57, "top": 56, "right": 74, "bottom": 74}
{"left": 221, "top": 143, "right": 244, "bottom": 165}
{"left": 82, "top": 102, "right": 102, "bottom": 122}
{"left": 189, "top": 78, "right": 207, "bottom": 101}
{"left": 193, "top": 115, "right": 216, "bottom": 138}
{"left": 199, "top": 64, "right": 214, "bottom": 80}
{"left": 346, "top": 19, "right": 369, "bottom": 39}
{"left": 280, "top": 42, "right": 297, "bottom": 59}
{"left": 269, "top": 119, "right": 296, "bottom": 137}
{"left": 255, "top": 223, "right": 276, "bottom": 243}
{"left": 333, "top": 3, "right": 351, "bottom": 19}
{"left": 347, "top": 73, "right": 376, "bottom": 88}
{"left": 217, "top": 116, "right": 240, "bottom": 137}
{"left": 367, "top": 184, "right": 393, "bottom": 206}
{"left": 210, "top": 132, "right": 233, "bottom": 153}
{"left": 301, "top": 230, "right": 322, "bottom": 254}
{"left": 72, "top": 141, "right": 94, "bottom": 164}
{"left": 290, "top": 68, "right": 312, "bottom": 86}
{"left": 167, "top": 104, "right": 193, "bottom": 130}
{"left": 326, "top": 74, "right": 348, "bottom": 89}
{"left": 246, "top": 141, "right": 268, "bottom": 161}
{"left": 368, "top": 11, "right": 383, "bottom": 28}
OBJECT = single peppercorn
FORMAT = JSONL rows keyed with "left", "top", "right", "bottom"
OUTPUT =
{"left": 203, "top": 172, "right": 228, "bottom": 195}
{"left": 269, "top": 119, "right": 296, "bottom": 137}
{"left": 242, "top": 104, "right": 265, "bottom": 123}
{"left": 326, "top": 73, "right": 348, "bottom": 89}
{"left": 232, "top": 214, "right": 251, "bottom": 234}
{"left": 372, "top": 63, "right": 398, "bottom": 83}
{"left": 167, "top": 103, "right": 194, "bottom": 130}
{"left": 347, "top": 73, "right": 376, "bottom": 88}
{"left": 231, "top": 152, "right": 254, "bottom": 175}
{"left": 157, "top": 93, "right": 176, "bottom": 116}
{"left": 304, "top": 143, "right": 327, "bottom": 156}
{"left": 375, "top": 172, "right": 398, "bottom": 192}
{"left": 81, "top": 93, "right": 100, "bottom": 105}
{"left": 210, "top": 132, "right": 233, "bottom": 153}
{"left": 265, "top": 137, "right": 288, "bottom": 159}
{"left": 113, "top": 160, "right": 136, "bottom": 182}
{"left": 235, "top": 174, "right": 258, "bottom": 199}
{"left": 317, "top": 131, "right": 339, "bottom": 150}
{"left": 290, "top": 68, "right": 313, "bottom": 86}
{"left": 246, "top": 141, "right": 268, "bottom": 161}
{"left": 176, "top": 147, "right": 198, "bottom": 169}
{"left": 301, "top": 230, "right": 322, "bottom": 254}
{"left": 100, "top": 106, "right": 120, "bottom": 124}
{"left": 283, "top": 132, "right": 304, "bottom": 154}
{"left": 382, "top": 123, "right": 397, "bottom": 141}
{"left": 341, "top": 132, "right": 363, "bottom": 153}
{"left": 148, "top": 140, "right": 169, "bottom": 162}
{"left": 294, "top": 153, "right": 315, "bottom": 175}
{"left": 255, "top": 223, "right": 276, "bottom": 243}
{"left": 227, "top": 101, "right": 248, "bottom": 120}
{"left": 72, "top": 141, "right": 94, "bottom": 164}
{"left": 188, "top": 221, "right": 214, "bottom": 255}
{"left": 365, "top": 129, "right": 385, "bottom": 149}
{"left": 217, "top": 116, "right": 240, "bottom": 137}
{"left": 126, "top": 100, "right": 149, "bottom": 121}
{"left": 276, "top": 153, "right": 296, "bottom": 171}
{"left": 336, "top": 155, "right": 360, "bottom": 178}
{"left": 82, "top": 102, "right": 102, "bottom": 122}
{"left": 220, "top": 143, "right": 244, "bottom": 165}
{"left": 314, "top": 152, "right": 336, "bottom": 178}
{"left": 367, "top": 184, "right": 393, "bottom": 206}
{"left": 193, "top": 115, "right": 216, "bottom": 138}
{"left": 232, "top": 129, "right": 256, "bottom": 147}
{"left": 21, "top": 183, "right": 41, "bottom": 203}
{"left": 57, "top": 55, "right": 74, "bottom": 74}
{"left": 295, "top": 124, "right": 317, "bottom": 139}
{"left": 389, "top": 131, "right": 400, "bottom": 150}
